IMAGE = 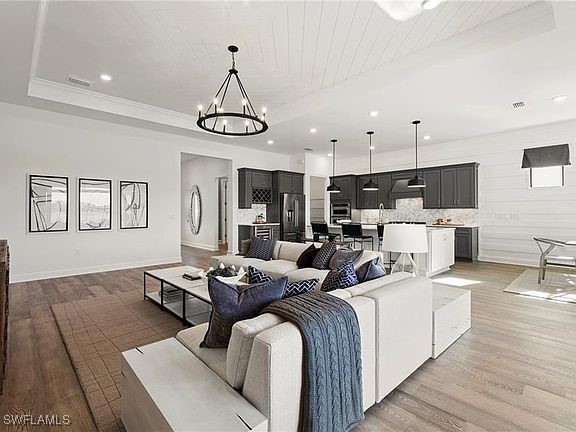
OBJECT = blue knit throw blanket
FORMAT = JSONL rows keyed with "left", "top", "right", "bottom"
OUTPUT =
{"left": 263, "top": 291, "right": 364, "bottom": 432}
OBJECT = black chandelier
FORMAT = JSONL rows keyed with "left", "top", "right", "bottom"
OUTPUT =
{"left": 196, "top": 45, "right": 268, "bottom": 137}
{"left": 363, "top": 131, "right": 379, "bottom": 191}
{"left": 408, "top": 120, "right": 426, "bottom": 188}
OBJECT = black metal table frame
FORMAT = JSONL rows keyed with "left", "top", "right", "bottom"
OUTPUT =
{"left": 143, "top": 271, "right": 211, "bottom": 326}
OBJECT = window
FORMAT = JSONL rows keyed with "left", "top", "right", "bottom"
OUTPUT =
{"left": 530, "top": 166, "right": 564, "bottom": 188}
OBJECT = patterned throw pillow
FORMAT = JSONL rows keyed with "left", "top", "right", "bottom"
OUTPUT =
{"left": 356, "top": 257, "right": 387, "bottom": 283}
{"left": 247, "top": 266, "right": 273, "bottom": 284}
{"left": 321, "top": 261, "right": 359, "bottom": 292}
{"left": 329, "top": 248, "right": 363, "bottom": 270}
{"left": 296, "top": 244, "right": 318, "bottom": 269}
{"left": 284, "top": 279, "right": 319, "bottom": 298}
{"left": 312, "top": 241, "right": 337, "bottom": 270}
{"left": 201, "top": 276, "right": 287, "bottom": 348}
{"left": 246, "top": 237, "right": 277, "bottom": 261}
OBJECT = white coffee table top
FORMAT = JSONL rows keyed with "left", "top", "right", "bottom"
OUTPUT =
{"left": 146, "top": 266, "right": 212, "bottom": 302}
{"left": 123, "top": 338, "right": 267, "bottom": 431}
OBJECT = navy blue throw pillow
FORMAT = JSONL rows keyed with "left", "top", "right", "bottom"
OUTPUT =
{"left": 285, "top": 279, "right": 319, "bottom": 298}
{"left": 355, "top": 257, "right": 387, "bottom": 283}
{"left": 246, "top": 237, "right": 277, "bottom": 261}
{"left": 296, "top": 244, "right": 318, "bottom": 269}
{"left": 201, "top": 276, "right": 287, "bottom": 348}
{"left": 321, "top": 261, "right": 359, "bottom": 292}
{"left": 247, "top": 266, "right": 273, "bottom": 284}
{"left": 312, "top": 241, "right": 337, "bottom": 270}
{"left": 329, "top": 248, "right": 363, "bottom": 270}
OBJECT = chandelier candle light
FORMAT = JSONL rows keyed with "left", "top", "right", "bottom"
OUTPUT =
{"left": 197, "top": 45, "right": 268, "bottom": 136}
{"left": 327, "top": 139, "right": 341, "bottom": 194}
{"left": 408, "top": 120, "right": 426, "bottom": 188}
{"left": 363, "top": 131, "right": 379, "bottom": 191}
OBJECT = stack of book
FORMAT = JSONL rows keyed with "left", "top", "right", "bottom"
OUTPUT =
{"left": 182, "top": 270, "right": 202, "bottom": 281}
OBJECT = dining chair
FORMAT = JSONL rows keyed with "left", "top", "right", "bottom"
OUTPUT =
{"left": 533, "top": 237, "right": 576, "bottom": 284}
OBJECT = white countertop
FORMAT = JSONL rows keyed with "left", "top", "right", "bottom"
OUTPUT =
{"left": 238, "top": 223, "right": 280, "bottom": 226}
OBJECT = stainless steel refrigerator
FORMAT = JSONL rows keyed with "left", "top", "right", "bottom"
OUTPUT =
{"left": 279, "top": 193, "right": 305, "bottom": 241}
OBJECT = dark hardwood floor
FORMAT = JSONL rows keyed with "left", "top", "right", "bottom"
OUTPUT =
{"left": 1, "top": 247, "right": 575, "bottom": 431}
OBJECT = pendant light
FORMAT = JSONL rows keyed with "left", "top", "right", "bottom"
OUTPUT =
{"left": 327, "top": 139, "right": 341, "bottom": 194}
{"left": 408, "top": 120, "right": 426, "bottom": 188}
{"left": 362, "top": 131, "right": 379, "bottom": 191}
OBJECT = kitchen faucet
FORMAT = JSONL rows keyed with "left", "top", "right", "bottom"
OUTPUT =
{"left": 378, "top": 203, "right": 384, "bottom": 224}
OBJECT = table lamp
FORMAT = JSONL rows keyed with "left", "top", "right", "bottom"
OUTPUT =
{"left": 383, "top": 224, "right": 428, "bottom": 276}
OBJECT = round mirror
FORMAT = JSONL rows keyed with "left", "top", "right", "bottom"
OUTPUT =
{"left": 189, "top": 185, "right": 202, "bottom": 235}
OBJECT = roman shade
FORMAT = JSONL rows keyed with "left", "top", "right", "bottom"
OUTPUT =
{"left": 521, "top": 144, "right": 571, "bottom": 168}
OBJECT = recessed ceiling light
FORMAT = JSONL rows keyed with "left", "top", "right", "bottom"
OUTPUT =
{"left": 309, "top": 128, "right": 317, "bottom": 133}
{"left": 267, "top": 140, "right": 274, "bottom": 145}
{"left": 423, "top": 135, "right": 431, "bottom": 140}
{"left": 369, "top": 111, "right": 379, "bottom": 117}
{"left": 552, "top": 95, "right": 567, "bottom": 103}
{"left": 100, "top": 74, "right": 112, "bottom": 81}
{"left": 328, "top": 153, "right": 333, "bottom": 157}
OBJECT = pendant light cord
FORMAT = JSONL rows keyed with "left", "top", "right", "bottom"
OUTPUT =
{"left": 369, "top": 134, "right": 373, "bottom": 180}
{"left": 332, "top": 141, "right": 336, "bottom": 178}
{"left": 414, "top": 122, "right": 419, "bottom": 175}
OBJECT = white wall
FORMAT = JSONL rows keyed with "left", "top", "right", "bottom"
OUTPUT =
{"left": 0, "top": 102, "right": 291, "bottom": 282}
{"left": 181, "top": 156, "right": 230, "bottom": 251}
{"left": 338, "top": 120, "right": 576, "bottom": 267}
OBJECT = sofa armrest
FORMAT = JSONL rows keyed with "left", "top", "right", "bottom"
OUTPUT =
{"left": 362, "top": 276, "right": 432, "bottom": 402}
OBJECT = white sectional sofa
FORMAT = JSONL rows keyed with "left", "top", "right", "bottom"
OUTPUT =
{"left": 122, "top": 257, "right": 433, "bottom": 431}
{"left": 209, "top": 240, "right": 384, "bottom": 285}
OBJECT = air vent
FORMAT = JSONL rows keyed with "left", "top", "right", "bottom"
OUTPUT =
{"left": 68, "top": 75, "right": 94, "bottom": 88}
{"left": 512, "top": 101, "right": 525, "bottom": 109}
{"left": 304, "top": 148, "right": 314, "bottom": 152}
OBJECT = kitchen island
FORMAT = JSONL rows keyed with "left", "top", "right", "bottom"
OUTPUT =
{"left": 326, "top": 223, "right": 455, "bottom": 276}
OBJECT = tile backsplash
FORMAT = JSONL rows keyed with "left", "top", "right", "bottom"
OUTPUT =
{"left": 360, "top": 198, "right": 478, "bottom": 225}
{"left": 237, "top": 204, "right": 267, "bottom": 224}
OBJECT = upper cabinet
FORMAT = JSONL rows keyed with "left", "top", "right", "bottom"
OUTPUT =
{"left": 377, "top": 174, "right": 395, "bottom": 209}
{"left": 251, "top": 171, "right": 272, "bottom": 189}
{"left": 329, "top": 175, "right": 357, "bottom": 205}
{"left": 422, "top": 169, "right": 441, "bottom": 209}
{"left": 276, "top": 171, "right": 304, "bottom": 194}
{"left": 440, "top": 164, "right": 478, "bottom": 209}
{"left": 238, "top": 168, "right": 273, "bottom": 209}
{"left": 356, "top": 174, "right": 395, "bottom": 209}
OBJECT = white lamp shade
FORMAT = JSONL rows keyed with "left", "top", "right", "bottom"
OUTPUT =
{"left": 383, "top": 224, "right": 428, "bottom": 253}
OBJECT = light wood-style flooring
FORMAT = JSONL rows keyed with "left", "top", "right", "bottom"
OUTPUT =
{"left": 1, "top": 247, "right": 575, "bottom": 431}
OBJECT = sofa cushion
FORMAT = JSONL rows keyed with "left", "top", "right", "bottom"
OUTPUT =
{"left": 321, "top": 261, "right": 359, "bottom": 292}
{"left": 246, "top": 237, "right": 277, "bottom": 261}
{"left": 227, "top": 313, "right": 284, "bottom": 389}
{"left": 312, "top": 241, "right": 337, "bottom": 270}
{"left": 356, "top": 257, "right": 387, "bottom": 283}
{"left": 201, "top": 277, "right": 287, "bottom": 348}
{"left": 278, "top": 242, "right": 312, "bottom": 262}
{"left": 286, "top": 268, "right": 331, "bottom": 285}
{"left": 284, "top": 279, "right": 319, "bottom": 298}
{"left": 247, "top": 266, "right": 273, "bottom": 284}
{"left": 296, "top": 244, "right": 318, "bottom": 269}
{"left": 214, "top": 255, "right": 264, "bottom": 270}
{"left": 253, "top": 260, "right": 298, "bottom": 279}
{"left": 177, "top": 324, "right": 227, "bottom": 381}
{"left": 346, "top": 272, "right": 413, "bottom": 297}
{"left": 354, "top": 250, "right": 383, "bottom": 271}
{"left": 329, "top": 248, "right": 363, "bottom": 270}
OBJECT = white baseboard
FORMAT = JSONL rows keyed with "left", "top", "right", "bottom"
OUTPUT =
{"left": 478, "top": 255, "right": 538, "bottom": 268}
{"left": 181, "top": 240, "right": 219, "bottom": 251}
{"left": 12, "top": 256, "right": 183, "bottom": 283}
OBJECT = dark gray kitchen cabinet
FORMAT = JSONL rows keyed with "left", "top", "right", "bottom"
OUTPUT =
{"left": 276, "top": 171, "right": 304, "bottom": 194}
{"left": 238, "top": 169, "right": 252, "bottom": 209}
{"left": 423, "top": 169, "right": 441, "bottom": 209}
{"left": 356, "top": 175, "right": 378, "bottom": 209}
{"left": 440, "top": 164, "right": 478, "bottom": 209}
{"left": 251, "top": 171, "right": 272, "bottom": 189}
{"left": 455, "top": 227, "right": 478, "bottom": 261}
{"left": 329, "top": 175, "right": 357, "bottom": 205}
{"left": 377, "top": 174, "right": 395, "bottom": 209}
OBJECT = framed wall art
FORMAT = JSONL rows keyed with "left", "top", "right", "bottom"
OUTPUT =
{"left": 78, "top": 178, "right": 112, "bottom": 231}
{"left": 28, "top": 175, "right": 69, "bottom": 233}
{"left": 120, "top": 181, "right": 148, "bottom": 229}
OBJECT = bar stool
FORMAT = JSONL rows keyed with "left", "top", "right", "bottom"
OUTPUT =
{"left": 341, "top": 223, "right": 374, "bottom": 250}
{"left": 377, "top": 224, "right": 384, "bottom": 251}
{"left": 311, "top": 221, "right": 342, "bottom": 242}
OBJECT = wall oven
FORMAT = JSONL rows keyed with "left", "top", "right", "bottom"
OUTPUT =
{"left": 330, "top": 202, "right": 351, "bottom": 223}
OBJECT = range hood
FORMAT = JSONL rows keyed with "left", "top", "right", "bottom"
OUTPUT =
{"left": 389, "top": 179, "right": 423, "bottom": 200}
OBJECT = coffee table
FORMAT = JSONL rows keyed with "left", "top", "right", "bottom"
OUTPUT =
{"left": 144, "top": 266, "right": 211, "bottom": 326}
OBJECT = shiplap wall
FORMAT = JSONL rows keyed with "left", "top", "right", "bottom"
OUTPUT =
{"left": 339, "top": 120, "right": 576, "bottom": 267}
